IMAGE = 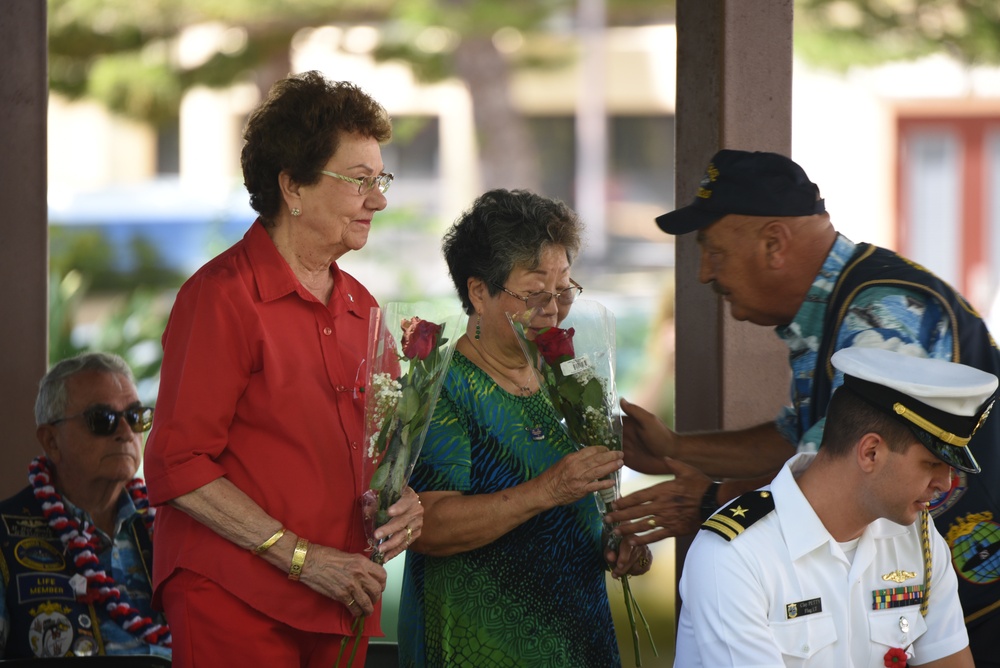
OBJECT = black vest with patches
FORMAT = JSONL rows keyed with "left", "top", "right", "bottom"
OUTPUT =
{"left": 0, "top": 485, "right": 154, "bottom": 658}
{"left": 812, "top": 243, "right": 1000, "bottom": 625}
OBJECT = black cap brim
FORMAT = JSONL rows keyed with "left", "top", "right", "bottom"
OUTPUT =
{"left": 655, "top": 204, "right": 725, "bottom": 235}
{"left": 911, "top": 428, "right": 981, "bottom": 474}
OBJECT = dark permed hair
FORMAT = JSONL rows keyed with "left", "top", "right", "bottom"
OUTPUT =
{"left": 442, "top": 189, "right": 583, "bottom": 315}
{"left": 240, "top": 71, "right": 392, "bottom": 226}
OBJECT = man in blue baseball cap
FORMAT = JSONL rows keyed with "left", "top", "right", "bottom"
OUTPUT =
{"left": 607, "top": 149, "right": 1000, "bottom": 665}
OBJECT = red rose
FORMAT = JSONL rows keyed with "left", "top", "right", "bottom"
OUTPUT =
{"left": 534, "top": 326, "right": 576, "bottom": 364}
{"left": 401, "top": 318, "right": 442, "bottom": 360}
{"left": 884, "top": 647, "right": 907, "bottom": 667}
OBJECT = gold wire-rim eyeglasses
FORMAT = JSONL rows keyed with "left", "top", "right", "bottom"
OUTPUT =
{"left": 494, "top": 279, "right": 583, "bottom": 310}
{"left": 319, "top": 170, "right": 394, "bottom": 195}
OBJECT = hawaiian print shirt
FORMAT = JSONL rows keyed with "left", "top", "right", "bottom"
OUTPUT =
{"left": 774, "top": 234, "right": 954, "bottom": 452}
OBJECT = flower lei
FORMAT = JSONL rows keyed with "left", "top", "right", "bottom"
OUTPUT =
{"left": 29, "top": 456, "right": 172, "bottom": 648}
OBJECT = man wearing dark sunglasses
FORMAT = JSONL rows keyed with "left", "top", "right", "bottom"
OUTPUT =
{"left": 0, "top": 352, "right": 171, "bottom": 659}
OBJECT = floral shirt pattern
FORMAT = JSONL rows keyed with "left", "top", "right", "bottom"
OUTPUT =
{"left": 774, "top": 234, "right": 954, "bottom": 452}
{"left": 398, "top": 351, "right": 620, "bottom": 668}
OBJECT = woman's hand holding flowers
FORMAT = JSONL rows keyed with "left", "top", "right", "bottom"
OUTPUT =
{"left": 606, "top": 542, "right": 653, "bottom": 579}
{"left": 371, "top": 486, "right": 424, "bottom": 562}
{"left": 291, "top": 542, "right": 387, "bottom": 617}
{"left": 538, "top": 446, "right": 624, "bottom": 508}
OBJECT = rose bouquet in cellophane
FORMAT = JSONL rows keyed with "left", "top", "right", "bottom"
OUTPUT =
{"left": 509, "top": 298, "right": 656, "bottom": 666}
{"left": 360, "top": 302, "right": 465, "bottom": 564}
{"left": 339, "top": 302, "right": 464, "bottom": 667}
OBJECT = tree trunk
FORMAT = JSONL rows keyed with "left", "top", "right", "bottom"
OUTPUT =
{"left": 452, "top": 36, "right": 541, "bottom": 193}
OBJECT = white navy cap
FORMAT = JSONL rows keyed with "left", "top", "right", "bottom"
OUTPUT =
{"left": 831, "top": 348, "right": 998, "bottom": 473}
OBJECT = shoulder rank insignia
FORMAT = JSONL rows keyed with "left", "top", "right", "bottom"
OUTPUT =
{"left": 701, "top": 491, "right": 775, "bottom": 541}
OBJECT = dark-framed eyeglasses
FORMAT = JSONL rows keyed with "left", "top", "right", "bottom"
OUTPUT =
{"left": 495, "top": 279, "right": 583, "bottom": 310}
{"left": 49, "top": 405, "right": 154, "bottom": 437}
{"left": 319, "top": 170, "right": 394, "bottom": 195}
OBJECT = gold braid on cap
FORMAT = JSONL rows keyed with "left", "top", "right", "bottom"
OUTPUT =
{"left": 892, "top": 403, "right": 971, "bottom": 447}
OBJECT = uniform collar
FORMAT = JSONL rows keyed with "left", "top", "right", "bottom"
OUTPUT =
{"left": 773, "top": 453, "right": 909, "bottom": 563}
{"left": 772, "top": 453, "right": 832, "bottom": 561}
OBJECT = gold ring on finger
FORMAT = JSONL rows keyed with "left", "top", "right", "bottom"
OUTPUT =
{"left": 405, "top": 525, "right": 413, "bottom": 545}
{"left": 647, "top": 518, "right": 657, "bottom": 528}
{"left": 347, "top": 598, "right": 355, "bottom": 607}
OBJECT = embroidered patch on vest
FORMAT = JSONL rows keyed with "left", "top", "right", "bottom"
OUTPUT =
{"left": 16, "top": 573, "right": 76, "bottom": 604}
{"left": 701, "top": 491, "right": 775, "bottom": 541}
{"left": 14, "top": 538, "right": 66, "bottom": 572}
{"left": 2, "top": 514, "right": 55, "bottom": 539}
{"left": 28, "top": 602, "right": 74, "bottom": 658}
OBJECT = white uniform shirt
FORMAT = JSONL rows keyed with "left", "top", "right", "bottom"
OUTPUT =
{"left": 675, "top": 454, "right": 968, "bottom": 667}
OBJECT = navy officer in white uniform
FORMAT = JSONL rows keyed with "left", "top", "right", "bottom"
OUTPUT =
{"left": 675, "top": 347, "right": 996, "bottom": 667}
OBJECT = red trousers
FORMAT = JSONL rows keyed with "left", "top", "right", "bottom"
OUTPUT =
{"left": 161, "top": 569, "right": 370, "bottom": 668}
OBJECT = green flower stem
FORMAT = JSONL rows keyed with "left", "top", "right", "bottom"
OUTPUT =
{"left": 618, "top": 571, "right": 658, "bottom": 667}
{"left": 632, "top": 586, "right": 658, "bottom": 658}
{"left": 347, "top": 616, "right": 364, "bottom": 667}
{"left": 335, "top": 615, "right": 364, "bottom": 667}
{"left": 621, "top": 574, "right": 641, "bottom": 667}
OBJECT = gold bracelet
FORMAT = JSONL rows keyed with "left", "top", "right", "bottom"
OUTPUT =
{"left": 253, "top": 527, "right": 285, "bottom": 555}
{"left": 288, "top": 537, "right": 309, "bottom": 581}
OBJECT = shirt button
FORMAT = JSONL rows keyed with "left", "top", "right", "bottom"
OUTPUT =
{"left": 801, "top": 644, "right": 809, "bottom": 653}
{"left": 336, "top": 385, "right": 347, "bottom": 392}
{"left": 323, "top": 327, "right": 332, "bottom": 335}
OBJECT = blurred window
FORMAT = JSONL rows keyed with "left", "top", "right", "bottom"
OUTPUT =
{"left": 380, "top": 116, "right": 439, "bottom": 179}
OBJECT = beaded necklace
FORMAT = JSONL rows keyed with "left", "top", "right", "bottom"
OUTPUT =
{"left": 29, "top": 456, "right": 172, "bottom": 648}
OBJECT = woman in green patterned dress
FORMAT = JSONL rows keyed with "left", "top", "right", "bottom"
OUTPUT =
{"left": 399, "top": 189, "right": 653, "bottom": 667}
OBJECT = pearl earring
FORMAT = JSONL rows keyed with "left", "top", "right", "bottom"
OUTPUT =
{"left": 291, "top": 207, "right": 301, "bottom": 217}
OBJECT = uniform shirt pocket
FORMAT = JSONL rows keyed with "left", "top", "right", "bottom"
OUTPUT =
{"left": 771, "top": 613, "right": 838, "bottom": 661}
{"left": 868, "top": 607, "right": 926, "bottom": 652}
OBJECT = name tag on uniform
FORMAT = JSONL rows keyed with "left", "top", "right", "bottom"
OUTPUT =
{"left": 785, "top": 597, "right": 822, "bottom": 619}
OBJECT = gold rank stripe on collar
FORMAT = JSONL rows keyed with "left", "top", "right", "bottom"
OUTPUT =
{"left": 701, "top": 491, "right": 776, "bottom": 541}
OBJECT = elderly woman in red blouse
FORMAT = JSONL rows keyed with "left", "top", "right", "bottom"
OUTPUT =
{"left": 144, "top": 71, "right": 423, "bottom": 668}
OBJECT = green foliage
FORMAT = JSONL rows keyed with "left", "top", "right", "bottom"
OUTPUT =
{"left": 48, "top": 225, "right": 183, "bottom": 398}
{"left": 795, "top": 0, "right": 1000, "bottom": 69}
{"left": 48, "top": 273, "right": 172, "bottom": 402}
{"left": 50, "top": 227, "right": 186, "bottom": 292}
{"left": 50, "top": 0, "right": 674, "bottom": 124}
{"left": 47, "top": 0, "right": 391, "bottom": 123}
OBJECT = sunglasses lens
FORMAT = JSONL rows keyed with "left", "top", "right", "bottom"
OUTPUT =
{"left": 82, "top": 406, "right": 153, "bottom": 436}
{"left": 85, "top": 408, "right": 120, "bottom": 436}
{"left": 125, "top": 407, "right": 154, "bottom": 433}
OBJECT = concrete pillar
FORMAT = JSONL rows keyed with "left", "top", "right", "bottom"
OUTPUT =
{"left": 0, "top": 1, "right": 48, "bottom": 497}
{"left": 672, "top": 0, "right": 795, "bottom": 615}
